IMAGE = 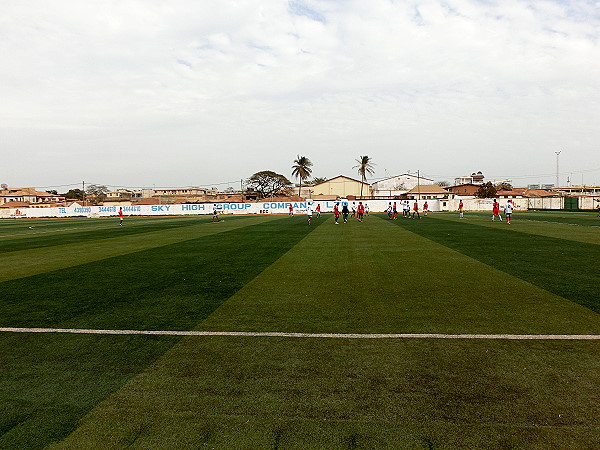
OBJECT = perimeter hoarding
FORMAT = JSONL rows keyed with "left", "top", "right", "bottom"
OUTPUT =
{"left": 0, "top": 200, "right": 445, "bottom": 219}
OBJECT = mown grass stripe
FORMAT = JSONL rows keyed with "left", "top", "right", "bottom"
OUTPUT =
{"left": 0, "top": 216, "right": 209, "bottom": 253}
{"left": 437, "top": 211, "right": 600, "bottom": 245}
{"left": 0, "top": 215, "right": 278, "bottom": 282}
{"left": 37, "top": 214, "right": 600, "bottom": 449}
{"left": 0, "top": 216, "right": 318, "bottom": 330}
{"left": 520, "top": 219, "right": 600, "bottom": 228}
{"left": 0, "top": 216, "right": 322, "bottom": 449}
{"left": 386, "top": 214, "right": 600, "bottom": 313}
{"left": 53, "top": 330, "right": 600, "bottom": 449}
{"left": 510, "top": 210, "right": 600, "bottom": 227}
{"left": 2, "top": 327, "right": 598, "bottom": 340}
{"left": 197, "top": 214, "right": 599, "bottom": 335}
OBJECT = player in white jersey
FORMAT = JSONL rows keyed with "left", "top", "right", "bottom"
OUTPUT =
{"left": 504, "top": 200, "right": 514, "bottom": 224}
{"left": 307, "top": 202, "right": 313, "bottom": 225}
{"left": 403, "top": 201, "right": 410, "bottom": 218}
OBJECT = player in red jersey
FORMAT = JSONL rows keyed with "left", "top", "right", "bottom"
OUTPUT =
{"left": 316, "top": 204, "right": 321, "bottom": 218}
{"left": 118, "top": 207, "right": 124, "bottom": 226}
{"left": 492, "top": 199, "right": 502, "bottom": 221}
{"left": 333, "top": 203, "right": 340, "bottom": 224}
{"left": 288, "top": 204, "right": 294, "bottom": 216}
{"left": 458, "top": 200, "right": 464, "bottom": 218}
{"left": 412, "top": 201, "right": 421, "bottom": 219}
{"left": 423, "top": 201, "right": 428, "bottom": 216}
{"left": 357, "top": 202, "right": 365, "bottom": 222}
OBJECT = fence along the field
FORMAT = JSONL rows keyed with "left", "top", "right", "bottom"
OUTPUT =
{"left": 2, "top": 199, "right": 445, "bottom": 218}
{"left": 1, "top": 196, "right": 597, "bottom": 219}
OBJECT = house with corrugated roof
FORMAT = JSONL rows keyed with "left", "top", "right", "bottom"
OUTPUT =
{"left": 310, "top": 175, "right": 372, "bottom": 199}
{"left": 405, "top": 184, "right": 450, "bottom": 200}
{"left": 0, "top": 188, "right": 65, "bottom": 206}
{"left": 371, "top": 174, "right": 434, "bottom": 197}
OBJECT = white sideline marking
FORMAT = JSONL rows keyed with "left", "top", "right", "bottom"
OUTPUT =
{"left": 0, "top": 327, "right": 598, "bottom": 340}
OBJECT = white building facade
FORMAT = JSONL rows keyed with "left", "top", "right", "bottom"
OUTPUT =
{"left": 371, "top": 174, "right": 434, "bottom": 197}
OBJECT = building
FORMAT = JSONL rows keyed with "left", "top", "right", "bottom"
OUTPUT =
{"left": 371, "top": 174, "right": 434, "bottom": 197}
{"left": 405, "top": 184, "right": 450, "bottom": 200}
{"left": 454, "top": 171, "right": 485, "bottom": 185}
{"left": 0, "top": 188, "right": 65, "bottom": 206}
{"left": 290, "top": 185, "right": 316, "bottom": 199}
{"left": 311, "top": 175, "right": 372, "bottom": 199}
{"left": 552, "top": 185, "right": 600, "bottom": 196}
{"left": 105, "top": 189, "right": 136, "bottom": 201}
{"left": 500, "top": 188, "right": 558, "bottom": 199}
{"left": 151, "top": 187, "right": 217, "bottom": 199}
{"left": 0, "top": 201, "right": 32, "bottom": 209}
{"left": 445, "top": 184, "right": 481, "bottom": 197}
{"left": 105, "top": 187, "right": 220, "bottom": 203}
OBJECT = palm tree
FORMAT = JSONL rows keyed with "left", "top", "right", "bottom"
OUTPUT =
{"left": 353, "top": 155, "right": 375, "bottom": 197}
{"left": 291, "top": 155, "right": 313, "bottom": 197}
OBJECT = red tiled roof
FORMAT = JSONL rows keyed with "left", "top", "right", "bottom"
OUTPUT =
{"left": 0, "top": 191, "right": 28, "bottom": 197}
{"left": 0, "top": 201, "right": 31, "bottom": 208}
{"left": 495, "top": 189, "right": 519, "bottom": 196}
{"left": 518, "top": 189, "right": 557, "bottom": 197}
{"left": 1, "top": 190, "right": 60, "bottom": 198}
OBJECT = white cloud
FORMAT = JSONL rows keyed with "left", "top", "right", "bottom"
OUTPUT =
{"left": 1, "top": 0, "right": 599, "bottom": 187}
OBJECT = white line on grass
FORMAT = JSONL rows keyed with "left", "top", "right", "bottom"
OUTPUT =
{"left": 0, "top": 327, "right": 598, "bottom": 340}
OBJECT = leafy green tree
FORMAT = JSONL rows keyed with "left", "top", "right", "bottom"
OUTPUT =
{"left": 63, "top": 189, "right": 85, "bottom": 201}
{"left": 85, "top": 184, "right": 109, "bottom": 204}
{"left": 291, "top": 155, "right": 313, "bottom": 196}
{"left": 246, "top": 171, "right": 292, "bottom": 199}
{"left": 496, "top": 182, "right": 513, "bottom": 191}
{"left": 435, "top": 180, "right": 450, "bottom": 187}
{"left": 475, "top": 182, "right": 498, "bottom": 198}
{"left": 353, "top": 155, "right": 375, "bottom": 197}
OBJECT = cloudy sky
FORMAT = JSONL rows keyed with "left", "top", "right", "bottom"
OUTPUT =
{"left": 2, "top": 0, "right": 599, "bottom": 191}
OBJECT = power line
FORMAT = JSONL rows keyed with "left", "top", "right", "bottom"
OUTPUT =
{"left": 24, "top": 182, "right": 82, "bottom": 189}
{"left": 12, "top": 166, "right": 600, "bottom": 192}
{"left": 104, "top": 181, "right": 241, "bottom": 190}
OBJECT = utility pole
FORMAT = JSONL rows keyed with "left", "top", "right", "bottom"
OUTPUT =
{"left": 417, "top": 170, "right": 420, "bottom": 200}
{"left": 241, "top": 179, "right": 244, "bottom": 201}
{"left": 82, "top": 181, "right": 85, "bottom": 205}
{"left": 555, "top": 151, "right": 561, "bottom": 187}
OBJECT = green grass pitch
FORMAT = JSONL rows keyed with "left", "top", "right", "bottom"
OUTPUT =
{"left": 0, "top": 212, "right": 598, "bottom": 449}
